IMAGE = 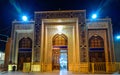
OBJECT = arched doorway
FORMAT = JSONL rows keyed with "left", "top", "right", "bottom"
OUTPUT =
{"left": 89, "top": 35, "right": 106, "bottom": 71}
{"left": 17, "top": 37, "right": 32, "bottom": 70}
{"left": 52, "top": 34, "right": 68, "bottom": 70}
{"left": 89, "top": 35, "right": 105, "bottom": 62}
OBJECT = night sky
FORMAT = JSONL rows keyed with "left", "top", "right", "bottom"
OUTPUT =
{"left": 0, "top": 0, "right": 120, "bottom": 51}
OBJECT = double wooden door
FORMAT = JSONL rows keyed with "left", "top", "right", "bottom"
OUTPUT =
{"left": 17, "top": 52, "right": 31, "bottom": 70}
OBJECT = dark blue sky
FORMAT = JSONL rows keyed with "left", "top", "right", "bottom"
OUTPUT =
{"left": 0, "top": 0, "right": 120, "bottom": 51}
{"left": 0, "top": 0, "right": 120, "bottom": 35}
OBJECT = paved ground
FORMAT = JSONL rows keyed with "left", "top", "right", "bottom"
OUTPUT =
{"left": 0, "top": 70, "right": 120, "bottom": 75}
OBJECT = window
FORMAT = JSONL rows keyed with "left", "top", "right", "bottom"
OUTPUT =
{"left": 89, "top": 35, "right": 105, "bottom": 62}
{"left": 19, "top": 37, "right": 32, "bottom": 48}
{"left": 89, "top": 35, "right": 104, "bottom": 48}
{"left": 53, "top": 34, "right": 67, "bottom": 46}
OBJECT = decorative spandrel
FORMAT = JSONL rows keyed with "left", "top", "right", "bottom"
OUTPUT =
{"left": 35, "top": 11, "right": 86, "bottom": 24}
{"left": 34, "top": 24, "right": 41, "bottom": 62}
{"left": 34, "top": 45, "right": 40, "bottom": 62}
{"left": 79, "top": 23, "right": 88, "bottom": 62}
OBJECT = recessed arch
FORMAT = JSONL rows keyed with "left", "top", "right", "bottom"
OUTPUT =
{"left": 52, "top": 33, "right": 68, "bottom": 70}
{"left": 17, "top": 37, "right": 32, "bottom": 71}
{"left": 89, "top": 35, "right": 105, "bottom": 62}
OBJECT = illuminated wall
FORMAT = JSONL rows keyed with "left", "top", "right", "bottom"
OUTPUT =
{"left": 0, "top": 52, "right": 5, "bottom": 64}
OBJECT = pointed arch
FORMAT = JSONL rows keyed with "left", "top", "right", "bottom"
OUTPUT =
{"left": 18, "top": 37, "right": 32, "bottom": 70}
{"left": 52, "top": 34, "right": 68, "bottom": 70}
{"left": 89, "top": 35, "right": 104, "bottom": 48}
{"left": 89, "top": 35, "right": 105, "bottom": 62}
{"left": 19, "top": 37, "right": 32, "bottom": 49}
{"left": 52, "top": 34, "right": 68, "bottom": 46}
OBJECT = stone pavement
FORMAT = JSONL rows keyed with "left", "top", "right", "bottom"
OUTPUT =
{"left": 0, "top": 70, "right": 120, "bottom": 75}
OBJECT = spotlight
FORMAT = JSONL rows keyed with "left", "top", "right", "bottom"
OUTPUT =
{"left": 22, "top": 16, "right": 28, "bottom": 21}
{"left": 92, "top": 14, "right": 97, "bottom": 19}
{"left": 116, "top": 35, "right": 120, "bottom": 40}
{"left": 57, "top": 26, "right": 63, "bottom": 31}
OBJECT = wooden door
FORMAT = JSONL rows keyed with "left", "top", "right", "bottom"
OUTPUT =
{"left": 17, "top": 52, "right": 31, "bottom": 71}
{"left": 52, "top": 49, "right": 60, "bottom": 70}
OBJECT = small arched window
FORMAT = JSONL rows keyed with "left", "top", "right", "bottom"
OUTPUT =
{"left": 19, "top": 37, "right": 32, "bottom": 48}
{"left": 89, "top": 35, "right": 104, "bottom": 48}
{"left": 53, "top": 34, "right": 67, "bottom": 46}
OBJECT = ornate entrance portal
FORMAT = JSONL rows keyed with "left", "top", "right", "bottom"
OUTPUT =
{"left": 40, "top": 18, "right": 80, "bottom": 72}
{"left": 52, "top": 34, "right": 68, "bottom": 70}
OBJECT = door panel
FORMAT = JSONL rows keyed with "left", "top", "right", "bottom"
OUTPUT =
{"left": 52, "top": 49, "right": 60, "bottom": 70}
{"left": 17, "top": 52, "right": 31, "bottom": 70}
{"left": 89, "top": 52, "right": 105, "bottom": 62}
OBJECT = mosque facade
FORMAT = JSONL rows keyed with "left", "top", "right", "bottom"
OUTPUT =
{"left": 7, "top": 10, "right": 115, "bottom": 73}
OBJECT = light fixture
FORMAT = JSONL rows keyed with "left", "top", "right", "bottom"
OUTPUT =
{"left": 116, "top": 35, "right": 120, "bottom": 40}
{"left": 58, "top": 32, "right": 62, "bottom": 35}
{"left": 57, "top": 26, "right": 63, "bottom": 31}
{"left": 92, "top": 14, "right": 97, "bottom": 19}
{"left": 22, "top": 16, "right": 28, "bottom": 21}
